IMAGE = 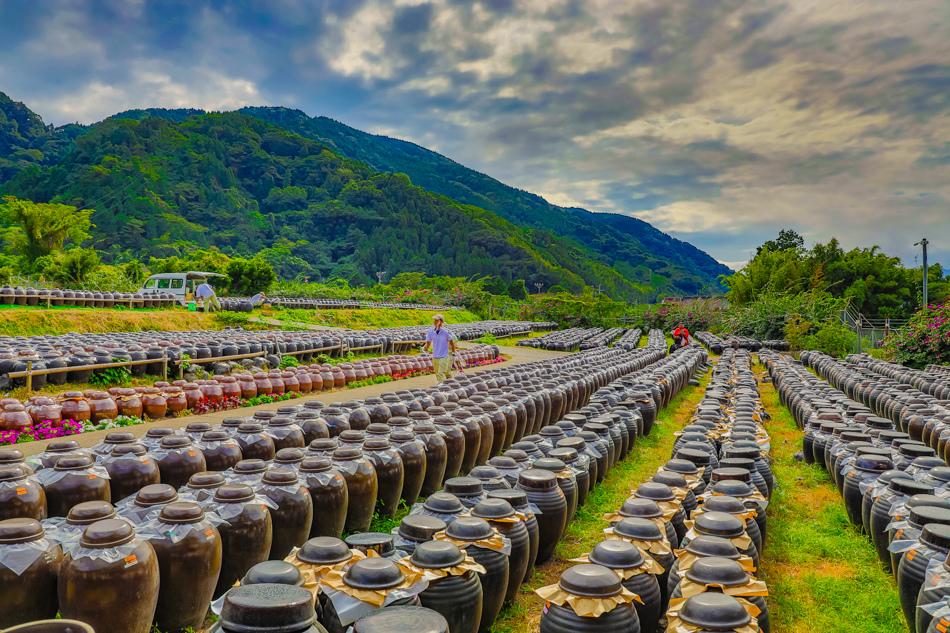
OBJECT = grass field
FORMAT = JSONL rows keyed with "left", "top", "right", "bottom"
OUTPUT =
{"left": 755, "top": 360, "right": 906, "bottom": 633}
{"left": 259, "top": 306, "right": 483, "bottom": 330}
{"left": 0, "top": 307, "right": 218, "bottom": 337}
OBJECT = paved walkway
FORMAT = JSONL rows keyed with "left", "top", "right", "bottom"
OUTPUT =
{"left": 19, "top": 343, "right": 567, "bottom": 456}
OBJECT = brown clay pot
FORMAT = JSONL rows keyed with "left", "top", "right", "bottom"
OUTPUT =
{"left": 57, "top": 393, "right": 91, "bottom": 424}
{"left": 141, "top": 388, "right": 168, "bottom": 420}
{"left": 87, "top": 392, "right": 118, "bottom": 424}
{"left": 237, "top": 374, "right": 258, "bottom": 399}
{"left": 27, "top": 398, "right": 62, "bottom": 427}
{"left": 41, "top": 456, "right": 110, "bottom": 518}
{"left": 183, "top": 383, "right": 204, "bottom": 410}
{"left": 0, "top": 466, "right": 47, "bottom": 521}
{"left": 114, "top": 389, "right": 143, "bottom": 418}
{"left": 0, "top": 518, "right": 63, "bottom": 628}
{"left": 164, "top": 386, "right": 188, "bottom": 414}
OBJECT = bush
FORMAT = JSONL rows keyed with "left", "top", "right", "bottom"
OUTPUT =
{"left": 55, "top": 248, "right": 101, "bottom": 285}
{"left": 227, "top": 257, "right": 276, "bottom": 295}
{"left": 508, "top": 279, "right": 528, "bottom": 300}
{"left": 890, "top": 304, "right": 950, "bottom": 368}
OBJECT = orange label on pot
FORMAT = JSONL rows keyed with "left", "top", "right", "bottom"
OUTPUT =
{"left": 189, "top": 451, "right": 196, "bottom": 456}
{"left": 205, "top": 530, "right": 215, "bottom": 539}
{"left": 124, "top": 555, "right": 138, "bottom": 568}
{"left": 142, "top": 459, "right": 150, "bottom": 464}
{"left": 301, "top": 487, "right": 307, "bottom": 494}
{"left": 937, "top": 619, "right": 948, "bottom": 633}
{"left": 907, "top": 550, "right": 918, "bottom": 561}
{"left": 15, "top": 487, "right": 26, "bottom": 495}
{"left": 88, "top": 474, "right": 96, "bottom": 479}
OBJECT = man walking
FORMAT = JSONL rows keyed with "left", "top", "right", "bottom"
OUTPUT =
{"left": 195, "top": 282, "right": 222, "bottom": 312}
{"left": 423, "top": 313, "right": 458, "bottom": 383}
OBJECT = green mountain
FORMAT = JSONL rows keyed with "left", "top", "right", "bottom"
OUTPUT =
{"left": 0, "top": 113, "right": 646, "bottom": 294}
{"left": 0, "top": 93, "right": 731, "bottom": 295}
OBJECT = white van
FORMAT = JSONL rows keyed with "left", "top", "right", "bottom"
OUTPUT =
{"left": 139, "top": 271, "right": 227, "bottom": 306}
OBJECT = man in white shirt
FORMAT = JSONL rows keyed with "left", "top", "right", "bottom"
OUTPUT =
{"left": 423, "top": 314, "right": 459, "bottom": 383}
{"left": 195, "top": 282, "right": 221, "bottom": 312}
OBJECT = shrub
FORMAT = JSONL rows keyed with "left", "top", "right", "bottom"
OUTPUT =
{"left": 228, "top": 257, "right": 276, "bottom": 295}
{"left": 890, "top": 304, "right": 950, "bottom": 368}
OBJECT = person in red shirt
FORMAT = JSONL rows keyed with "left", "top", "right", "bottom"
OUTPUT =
{"left": 673, "top": 323, "right": 691, "bottom": 348}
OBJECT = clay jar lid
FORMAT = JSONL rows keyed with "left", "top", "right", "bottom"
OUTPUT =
{"left": 558, "top": 564, "right": 623, "bottom": 598}
{"left": 910, "top": 506, "right": 950, "bottom": 529}
{"left": 146, "top": 427, "right": 175, "bottom": 440}
{"left": 471, "top": 498, "right": 516, "bottom": 520}
{"left": 160, "top": 436, "right": 192, "bottom": 449}
{"left": 346, "top": 533, "right": 396, "bottom": 558}
{"left": 588, "top": 540, "right": 645, "bottom": 570}
{"left": 389, "top": 430, "right": 415, "bottom": 443}
{"left": 618, "top": 498, "right": 662, "bottom": 519}
{"left": 711, "top": 468, "right": 752, "bottom": 484}
{"left": 532, "top": 458, "right": 567, "bottom": 473}
{"left": 297, "top": 537, "right": 352, "bottom": 565}
{"left": 911, "top": 457, "right": 947, "bottom": 472}
{"left": 332, "top": 447, "right": 364, "bottom": 461}
{"left": 614, "top": 517, "right": 663, "bottom": 541}
{"left": 46, "top": 440, "right": 81, "bottom": 453}
{"left": 215, "top": 484, "right": 256, "bottom": 503}
{"left": 423, "top": 493, "right": 464, "bottom": 515}
{"left": 679, "top": 592, "right": 753, "bottom": 629}
{"left": 67, "top": 501, "right": 117, "bottom": 525}
{"left": 445, "top": 517, "right": 493, "bottom": 541}
{"left": 0, "top": 466, "right": 28, "bottom": 482}
{"left": 339, "top": 430, "right": 365, "bottom": 443}
{"left": 929, "top": 468, "right": 950, "bottom": 483}
{"left": 410, "top": 540, "right": 465, "bottom": 569}
{"left": 159, "top": 502, "right": 205, "bottom": 524}
{"left": 299, "top": 457, "right": 332, "bottom": 473}
{"left": 353, "top": 605, "right": 449, "bottom": 633}
{"left": 80, "top": 518, "right": 135, "bottom": 549}
{"left": 310, "top": 439, "right": 338, "bottom": 452}
{"left": 242, "top": 561, "right": 305, "bottom": 586}
{"left": 399, "top": 515, "right": 447, "bottom": 542}
{"left": 188, "top": 471, "right": 226, "bottom": 489}
{"left": 488, "top": 456, "right": 518, "bottom": 470}
{"left": 363, "top": 438, "right": 393, "bottom": 451}
{"left": 0, "top": 518, "right": 45, "bottom": 544}
{"left": 634, "top": 482, "right": 675, "bottom": 502}
{"left": 344, "top": 557, "right": 406, "bottom": 590}
{"left": 710, "top": 481, "right": 755, "bottom": 499}
{"left": 262, "top": 468, "right": 299, "bottom": 486}
{"left": 186, "top": 422, "right": 213, "bottom": 434}
{"left": 103, "top": 432, "right": 136, "bottom": 445}
{"left": 234, "top": 460, "right": 268, "bottom": 475}
{"left": 444, "top": 477, "right": 484, "bottom": 496}
{"left": 238, "top": 422, "right": 266, "bottom": 434}
{"left": 54, "top": 455, "right": 94, "bottom": 471}
{"left": 135, "top": 484, "right": 178, "bottom": 507}
{"left": 488, "top": 489, "right": 528, "bottom": 508}
{"left": 685, "top": 558, "right": 750, "bottom": 587}
{"left": 888, "top": 479, "right": 934, "bottom": 496}
{"left": 275, "top": 448, "right": 306, "bottom": 464}
{"left": 0, "top": 448, "right": 25, "bottom": 464}
{"left": 219, "top": 584, "right": 316, "bottom": 632}
{"left": 693, "top": 512, "right": 746, "bottom": 539}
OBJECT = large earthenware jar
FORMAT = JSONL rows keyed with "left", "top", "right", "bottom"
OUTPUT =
{"left": 390, "top": 430, "right": 427, "bottom": 506}
{"left": 102, "top": 444, "right": 160, "bottom": 502}
{"left": 87, "top": 391, "right": 118, "bottom": 424}
{"left": 516, "top": 470, "right": 566, "bottom": 565}
{"left": 411, "top": 541, "right": 484, "bottom": 633}
{"left": 434, "top": 416, "right": 466, "bottom": 483}
{"left": 363, "top": 438, "right": 404, "bottom": 519}
{"left": 488, "top": 489, "right": 539, "bottom": 584}
{"left": 154, "top": 436, "right": 208, "bottom": 490}
{"left": 0, "top": 466, "right": 46, "bottom": 521}
{"left": 332, "top": 447, "right": 378, "bottom": 533}
{"left": 37, "top": 456, "right": 110, "bottom": 518}
{"left": 471, "top": 498, "right": 529, "bottom": 604}
{"left": 0, "top": 518, "right": 63, "bottom": 628}
{"left": 537, "top": 564, "right": 641, "bottom": 633}
{"left": 114, "top": 388, "right": 144, "bottom": 418}
{"left": 260, "top": 468, "right": 314, "bottom": 561}
{"left": 141, "top": 388, "right": 168, "bottom": 420}
{"left": 58, "top": 519, "right": 160, "bottom": 633}
{"left": 209, "top": 484, "right": 274, "bottom": 598}
{"left": 142, "top": 502, "right": 223, "bottom": 633}
{"left": 586, "top": 540, "right": 661, "bottom": 633}
{"left": 415, "top": 424, "right": 447, "bottom": 498}
{"left": 298, "top": 458, "right": 348, "bottom": 540}
{"left": 267, "top": 417, "right": 307, "bottom": 451}
{"left": 352, "top": 606, "right": 448, "bottom": 633}
{"left": 236, "top": 422, "right": 277, "bottom": 462}
{"left": 442, "top": 518, "right": 509, "bottom": 633}
{"left": 198, "top": 430, "right": 244, "bottom": 472}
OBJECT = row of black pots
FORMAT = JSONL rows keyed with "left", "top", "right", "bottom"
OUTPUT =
{"left": 0, "top": 286, "right": 178, "bottom": 309}
{"left": 763, "top": 350, "right": 950, "bottom": 633}
{"left": 538, "top": 347, "right": 773, "bottom": 633}
{"left": 694, "top": 332, "right": 790, "bottom": 355}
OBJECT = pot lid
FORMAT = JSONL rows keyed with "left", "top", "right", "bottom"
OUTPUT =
{"left": 694, "top": 512, "right": 746, "bottom": 539}
{"left": 517, "top": 469, "right": 558, "bottom": 491}
{"left": 47, "top": 440, "right": 81, "bottom": 452}
{"left": 711, "top": 467, "right": 751, "bottom": 483}
{"left": 653, "top": 471, "right": 687, "bottom": 488}
{"left": 275, "top": 448, "right": 306, "bottom": 464}
{"left": 410, "top": 540, "right": 465, "bottom": 569}
{"left": 619, "top": 498, "right": 662, "bottom": 519}
{"left": 54, "top": 455, "right": 94, "bottom": 471}
{"left": 135, "top": 484, "right": 178, "bottom": 507}
{"left": 684, "top": 557, "right": 750, "bottom": 587}
{"left": 297, "top": 537, "right": 352, "bottom": 565}
{"left": 238, "top": 422, "right": 265, "bottom": 434}
{"left": 352, "top": 605, "right": 449, "bottom": 633}
{"left": 487, "top": 456, "right": 518, "bottom": 470}
{"left": 711, "top": 481, "right": 755, "bottom": 499}
{"left": 146, "top": 427, "right": 175, "bottom": 438}
{"left": 533, "top": 458, "right": 568, "bottom": 472}
{"left": 678, "top": 592, "right": 753, "bottom": 629}
{"left": 910, "top": 506, "right": 950, "bottom": 529}
{"left": 399, "top": 515, "right": 447, "bottom": 542}
{"left": 704, "top": 496, "right": 748, "bottom": 515}
{"left": 219, "top": 584, "right": 316, "bottom": 632}
{"left": 423, "top": 493, "right": 464, "bottom": 514}
{"left": 363, "top": 438, "right": 393, "bottom": 451}
{"left": 234, "top": 459, "right": 268, "bottom": 474}
{"left": 186, "top": 422, "right": 213, "bottom": 433}
{"left": 299, "top": 457, "right": 331, "bottom": 473}
{"left": 588, "top": 539, "right": 645, "bottom": 570}
{"left": 635, "top": 482, "right": 675, "bottom": 502}
{"left": 614, "top": 517, "right": 663, "bottom": 541}
{"left": 557, "top": 563, "right": 622, "bottom": 598}
{"left": 268, "top": 417, "right": 294, "bottom": 427}
{"left": 262, "top": 468, "right": 299, "bottom": 486}
{"left": 346, "top": 532, "right": 395, "bottom": 557}
{"left": 929, "top": 468, "right": 950, "bottom": 483}
{"left": 0, "top": 517, "right": 44, "bottom": 544}
{"left": 445, "top": 517, "right": 494, "bottom": 541}
{"left": 310, "top": 439, "right": 338, "bottom": 451}
{"left": 0, "top": 465, "right": 27, "bottom": 482}
{"left": 488, "top": 489, "right": 528, "bottom": 508}
{"left": 103, "top": 431, "right": 136, "bottom": 444}
{"left": 112, "top": 444, "right": 148, "bottom": 457}
{"left": 66, "top": 501, "right": 117, "bottom": 525}
{"left": 339, "top": 430, "right": 365, "bottom": 443}
{"left": 242, "top": 561, "right": 305, "bottom": 587}
{"left": 189, "top": 471, "right": 226, "bottom": 489}
{"left": 471, "top": 498, "right": 516, "bottom": 520}
{"left": 160, "top": 436, "right": 192, "bottom": 449}
{"left": 80, "top": 519, "right": 135, "bottom": 549}
{"left": 344, "top": 557, "right": 406, "bottom": 590}
{"left": 215, "top": 484, "right": 256, "bottom": 504}
{"left": 333, "top": 447, "right": 364, "bottom": 461}
{"left": 889, "top": 478, "right": 933, "bottom": 496}
{"left": 444, "top": 477, "right": 484, "bottom": 496}
{"left": 159, "top": 502, "right": 205, "bottom": 524}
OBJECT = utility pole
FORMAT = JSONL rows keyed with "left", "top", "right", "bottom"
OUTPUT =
{"left": 534, "top": 283, "right": 543, "bottom": 295}
{"left": 376, "top": 270, "right": 387, "bottom": 284}
{"left": 914, "top": 239, "right": 929, "bottom": 307}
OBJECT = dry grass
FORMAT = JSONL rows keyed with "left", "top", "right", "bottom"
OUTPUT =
{"left": 259, "top": 307, "right": 484, "bottom": 330}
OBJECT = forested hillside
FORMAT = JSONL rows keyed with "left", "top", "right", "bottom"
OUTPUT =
{"left": 0, "top": 113, "right": 643, "bottom": 292}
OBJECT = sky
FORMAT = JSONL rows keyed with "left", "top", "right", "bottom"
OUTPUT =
{"left": 1, "top": 0, "right": 948, "bottom": 270}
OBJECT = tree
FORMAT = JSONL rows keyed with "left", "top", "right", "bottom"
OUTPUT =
{"left": 507, "top": 279, "right": 528, "bottom": 300}
{"left": 55, "top": 248, "right": 100, "bottom": 284}
{"left": 227, "top": 257, "right": 276, "bottom": 295}
{"left": 0, "top": 196, "right": 92, "bottom": 261}
{"left": 757, "top": 229, "right": 804, "bottom": 256}
{"left": 123, "top": 260, "right": 146, "bottom": 285}
{"left": 483, "top": 276, "right": 508, "bottom": 296}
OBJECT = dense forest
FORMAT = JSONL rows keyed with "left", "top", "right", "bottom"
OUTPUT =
{"left": 0, "top": 112, "right": 647, "bottom": 293}
{"left": 0, "top": 92, "right": 730, "bottom": 297}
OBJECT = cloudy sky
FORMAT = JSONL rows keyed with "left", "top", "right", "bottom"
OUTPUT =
{"left": 2, "top": 0, "right": 948, "bottom": 269}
